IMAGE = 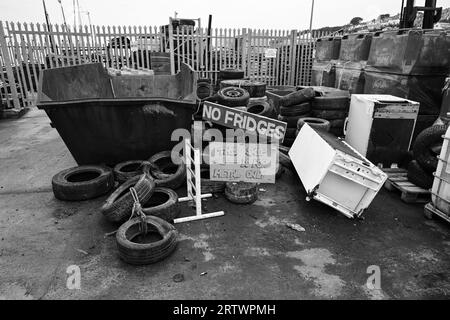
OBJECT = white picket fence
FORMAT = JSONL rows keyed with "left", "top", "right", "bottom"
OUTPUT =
{"left": 0, "top": 21, "right": 330, "bottom": 110}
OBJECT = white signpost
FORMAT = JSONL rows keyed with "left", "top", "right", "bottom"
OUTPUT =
{"left": 174, "top": 138, "right": 225, "bottom": 224}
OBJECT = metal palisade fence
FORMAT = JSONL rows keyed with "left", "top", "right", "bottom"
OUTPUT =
{"left": 0, "top": 21, "right": 329, "bottom": 111}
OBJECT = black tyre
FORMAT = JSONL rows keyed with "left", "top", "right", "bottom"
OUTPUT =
{"left": 101, "top": 174, "right": 155, "bottom": 223}
{"left": 283, "top": 137, "right": 296, "bottom": 147}
{"left": 280, "top": 102, "right": 311, "bottom": 117}
{"left": 217, "top": 87, "right": 250, "bottom": 107}
{"left": 114, "top": 160, "right": 147, "bottom": 184}
{"left": 141, "top": 187, "right": 180, "bottom": 222}
{"left": 312, "top": 110, "right": 348, "bottom": 120}
{"left": 329, "top": 126, "right": 344, "bottom": 137}
{"left": 278, "top": 145, "right": 290, "bottom": 156}
{"left": 220, "top": 80, "right": 266, "bottom": 98}
{"left": 248, "top": 96, "right": 268, "bottom": 105}
{"left": 285, "top": 128, "right": 297, "bottom": 138}
{"left": 279, "top": 87, "right": 315, "bottom": 107}
{"left": 278, "top": 114, "right": 311, "bottom": 128}
{"left": 276, "top": 161, "right": 284, "bottom": 179}
{"left": 149, "top": 151, "right": 186, "bottom": 189}
{"left": 203, "top": 94, "right": 219, "bottom": 103}
{"left": 219, "top": 69, "right": 245, "bottom": 80}
{"left": 329, "top": 119, "right": 345, "bottom": 128}
{"left": 247, "top": 101, "right": 272, "bottom": 118}
{"left": 196, "top": 80, "right": 212, "bottom": 100}
{"left": 279, "top": 152, "right": 294, "bottom": 171}
{"left": 225, "top": 182, "right": 258, "bottom": 204}
{"left": 312, "top": 96, "right": 350, "bottom": 111}
{"left": 412, "top": 125, "right": 448, "bottom": 173}
{"left": 200, "top": 168, "right": 226, "bottom": 194}
{"left": 407, "top": 160, "right": 434, "bottom": 189}
{"left": 116, "top": 215, "right": 178, "bottom": 265}
{"left": 52, "top": 165, "right": 114, "bottom": 201}
{"left": 297, "top": 117, "right": 330, "bottom": 132}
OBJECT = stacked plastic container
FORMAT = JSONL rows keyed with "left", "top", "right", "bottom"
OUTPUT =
{"left": 311, "top": 36, "right": 341, "bottom": 87}
{"left": 364, "top": 29, "right": 450, "bottom": 117}
{"left": 335, "top": 33, "right": 373, "bottom": 94}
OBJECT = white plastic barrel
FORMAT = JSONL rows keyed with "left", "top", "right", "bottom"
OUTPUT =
{"left": 431, "top": 126, "right": 450, "bottom": 215}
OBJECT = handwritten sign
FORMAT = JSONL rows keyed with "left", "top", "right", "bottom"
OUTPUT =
{"left": 203, "top": 101, "right": 287, "bottom": 141}
{"left": 209, "top": 142, "right": 279, "bottom": 184}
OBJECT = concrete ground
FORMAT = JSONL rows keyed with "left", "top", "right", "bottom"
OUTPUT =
{"left": 0, "top": 108, "right": 449, "bottom": 300}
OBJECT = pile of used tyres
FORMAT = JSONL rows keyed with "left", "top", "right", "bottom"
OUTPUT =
{"left": 309, "top": 87, "right": 350, "bottom": 137}
{"left": 200, "top": 68, "right": 274, "bottom": 116}
{"left": 407, "top": 124, "right": 449, "bottom": 190}
{"left": 270, "top": 86, "right": 351, "bottom": 147}
{"left": 52, "top": 151, "right": 187, "bottom": 265}
{"left": 50, "top": 129, "right": 285, "bottom": 265}
{"left": 276, "top": 87, "right": 316, "bottom": 147}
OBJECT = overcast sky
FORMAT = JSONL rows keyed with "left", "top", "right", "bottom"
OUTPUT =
{"left": 1, "top": 0, "right": 450, "bottom": 30}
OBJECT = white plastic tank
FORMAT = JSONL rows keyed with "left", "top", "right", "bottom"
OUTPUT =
{"left": 431, "top": 126, "right": 450, "bottom": 215}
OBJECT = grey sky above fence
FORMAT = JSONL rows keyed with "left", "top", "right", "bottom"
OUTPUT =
{"left": 2, "top": 0, "right": 450, "bottom": 30}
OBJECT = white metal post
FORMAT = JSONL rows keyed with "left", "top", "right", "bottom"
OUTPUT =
{"left": 175, "top": 138, "right": 225, "bottom": 224}
{"left": 168, "top": 18, "right": 175, "bottom": 75}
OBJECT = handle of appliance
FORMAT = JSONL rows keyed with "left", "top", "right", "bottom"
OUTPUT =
{"left": 343, "top": 117, "right": 349, "bottom": 136}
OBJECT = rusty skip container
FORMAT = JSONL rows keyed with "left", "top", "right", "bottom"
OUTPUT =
{"left": 367, "top": 29, "right": 450, "bottom": 75}
{"left": 37, "top": 63, "right": 197, "bottom": 166}
{"left": 315, "top": 36, "right": 341, "bottom": 61}
{"left": 339, "top": 33, "right": 373, "bottom": 62}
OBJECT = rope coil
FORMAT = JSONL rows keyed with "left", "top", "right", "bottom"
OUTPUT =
{"left": 129, "top": 187, "right": 148, "bottom": 235}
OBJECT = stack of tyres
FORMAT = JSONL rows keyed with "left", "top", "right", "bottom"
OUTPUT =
{"left": 311, "top": 36, "right": 341, "bottom": 87}
{"left": 277, "top": 88, "right": 315, "bottom": 146}
{"left": 266, "top": 87, "right": 297, "bottom": 115}
{"left": 364, "top": 29, "right": 450, "bottom": 117}
{"left": 310, "top": 86, "right": 350, "bottom": 137}
{"left": 215, "top": 68, "right": 245, "bottom": 93}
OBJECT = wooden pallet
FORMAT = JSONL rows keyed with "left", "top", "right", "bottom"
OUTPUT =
{"left": 424, "top": 202, "right": 450, "bottom": 224}
{"left": 383, "top": 168, "right": 431, "bottom": 204}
